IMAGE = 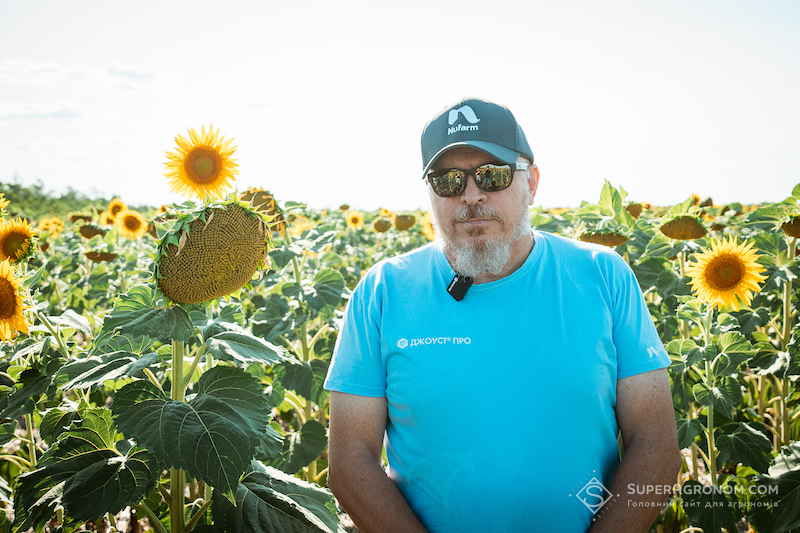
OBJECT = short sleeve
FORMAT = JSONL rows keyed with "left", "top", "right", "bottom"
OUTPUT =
{"left": 606, "top": 255, "right": 671, "bottom": 379}
{"left": 323, "top": 272, "right": 388, "bottom": 397}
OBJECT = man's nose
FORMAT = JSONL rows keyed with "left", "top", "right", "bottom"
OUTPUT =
{"left": 460, "top": 175, "right": 487, "bottom": 205}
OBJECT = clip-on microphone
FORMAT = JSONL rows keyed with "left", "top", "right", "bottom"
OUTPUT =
{"left": 447, "top": 274, "right": 473, "bottom": 301}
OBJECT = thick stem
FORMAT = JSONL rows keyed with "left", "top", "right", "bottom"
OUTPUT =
{"left": 170, "top": 340, "right": 186, "bottom": 533}
{"left": 25, "top": 413, "right": 37, "bottom": 467}
{"left": 705, "top": 363, "right": 717, "bottom": 485}
{"left": 138, "top": 503, "right": 168, "bottom": 533}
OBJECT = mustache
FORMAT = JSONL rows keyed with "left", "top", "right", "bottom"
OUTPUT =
{"left": 452, "top": 204, "right": 506, "bottom": 224}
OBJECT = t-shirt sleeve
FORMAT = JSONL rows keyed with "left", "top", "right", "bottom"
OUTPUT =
{"left": 606, "top": 254, "right": 671, "bottom": 379}
{"left": 323, "top": 272, "right": 387, "bottom": 397}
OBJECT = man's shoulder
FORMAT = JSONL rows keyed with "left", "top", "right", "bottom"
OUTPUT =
{"left": 363, "top": 242, "right": 440, "bottom": 281}
{"left": 535, "top": 230, "right": 628, "bottom": 269}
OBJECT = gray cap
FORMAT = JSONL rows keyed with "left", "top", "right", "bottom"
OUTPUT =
{"left": 420, "top": 97, "right": 534, "bottom": 179}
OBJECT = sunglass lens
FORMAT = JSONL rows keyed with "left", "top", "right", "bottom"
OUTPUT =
{"left": 475, "top": 165, "right": 513, "bottom": 192}
{"left": 429, "top": 169, "right": 467, "bottom": 197}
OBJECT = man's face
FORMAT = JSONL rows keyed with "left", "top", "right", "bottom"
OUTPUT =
{"left": 427, "top": 147, "right": 538, "bottom": 277}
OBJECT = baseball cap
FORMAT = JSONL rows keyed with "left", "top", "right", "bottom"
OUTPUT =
{"left": 420, "top": 97, "right": 534, "bottom": 179}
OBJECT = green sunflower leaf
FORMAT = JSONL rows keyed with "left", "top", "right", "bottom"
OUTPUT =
{"left": 270, "top": 420, "right": 328, "bottom": 475}
{"left": 111, "top": 366, "right": 271, "bottom": 502}
{"left": 12, "top": 408, "right": 160, "bottom": 532}
{"left": 211, "top": 460, "right": 342, "bottom": 533}
{"left": 101, "top": 286, "right": 193, "bottom": 343}
{"left": 206, "top": 331, "right": 289, "bottom": 367}
{"left": 676, "top": 417, "right": 704, "bottom": 449}
{"left": 749, "top": 443, "right": 800, "bottom": 533}
{"left": 692, "top": 376, "right": 743, "bottom": 413}
{"left": 716, "top": 422, "right": 772, "bottom": 474}
{"left": 680, "top": 480, "right": 741, "bottom": 533}
{"left": 57, "top": 351, "right": 160, "bottom": 391}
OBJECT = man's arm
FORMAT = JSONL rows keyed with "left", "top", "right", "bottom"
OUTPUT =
{"left": 588, "top": 368, "right": 683, "bottom": 533}
{"left": 327, "top": 391, "right": 429, "bottom": 533}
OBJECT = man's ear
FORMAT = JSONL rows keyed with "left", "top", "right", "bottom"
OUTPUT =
{"left": 529, "top": 165, "right": 540, "bottom": 203}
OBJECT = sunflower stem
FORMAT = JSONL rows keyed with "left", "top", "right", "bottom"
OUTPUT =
{"left": 137, "top": 503, "right": 168, "bottom": 533}
{"left": 36, "top": 312, "right": 70, "bottom": 359}
{"left": 704, "top": 359, "right": 718, "bottom": 485}
{"left": 183, "top": 343, "right": 206, "bottom": 395}
{"left": 170, "top": 340, "right": 186, "bottom": 533}
{"left": 25, "top": 412, "right": 37, "bottom": 467}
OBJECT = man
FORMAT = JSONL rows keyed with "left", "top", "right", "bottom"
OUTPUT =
{"left": 324, "top": 97, "right": 681, "bottom": 533}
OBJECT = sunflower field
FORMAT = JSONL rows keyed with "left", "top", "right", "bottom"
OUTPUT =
{"left": 0, "top": 125, "right": 798, "bottom": 533}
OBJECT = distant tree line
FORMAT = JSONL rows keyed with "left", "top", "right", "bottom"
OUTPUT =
{"left": 0, "top": 177, "right": 153, "bottom": 222}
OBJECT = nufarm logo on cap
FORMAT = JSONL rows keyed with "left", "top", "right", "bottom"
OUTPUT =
{"left": 447, "top": 105, "right": 480, "bottom": 135}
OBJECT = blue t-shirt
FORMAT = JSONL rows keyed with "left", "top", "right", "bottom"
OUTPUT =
{"left": 324, "top": 230, "right": 670, "bottom": 533}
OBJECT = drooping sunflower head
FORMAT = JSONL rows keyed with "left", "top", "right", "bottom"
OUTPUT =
{"left": 0, "top": 218, "right": 36, "bottom": 263}
{"left": 659, "top": 215, "right": 707, "bottom": 241}
{"left": 240, "top": 188, "right": 285, "bottom": 234}
{"left": 165, "top": 125, "right": 239, "bottom": 201}
{"left": 781, "top": 216, "right": 800, "bottom": 239}
{"left": 116, "top": 209, "right": 148, "bottom": 240}
{"left": 394, "top": 214, "right": 416, "bottom": 231}
{"left": 579, "top": 231, "right": 628, "bottom": 247}
{"left": 345, "top": 210, "right": 364, "bottom": 230}
{"left": 685, "top": 236, "right": 767, "bottom": 311}
{"left": 0, "top": 260, "right": 28, "bottom": 342}
{"left": 108, "top": 197, "right": 127, "bottom": 218}
{"left": 372, "top": 218, "right": 392, "bottom": 233}
{"left": 155, "top": 199, "right": 271, "bottom": 304}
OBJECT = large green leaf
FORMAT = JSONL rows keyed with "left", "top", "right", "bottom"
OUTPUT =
{"left": 275, "top": 359, "right": 329, "bottom": 405}
{"left": 306, "top": 269, "right": 345, "bottom": 315}
{"left": 715, "top": 331, "right": 757, "bottom": 375}
{"left": 0, "top": 368, "right": 51, "bottom": 422}
{"left": 251, "top": 294, "right": 294, "bottom": 342}
{"left": 12, "top": 408, "right": 160, "bottom": 532}
{"left": 47, "top": 309, "right": 92, "bottom": 339}
{"left": 680, "top": 480, "right": 740, "bottom": 533}
{"left": 39, "top": 405, "right": 80, "bottom": 446}
{"left": 750, "top": 443, "right": 800, "bottom": 533}
{"left": 112, "top": 365, "right": 271, "bottom": 502}
{"left": 57, "top": 351, "right": 160, "bottom": 391}
{"left": 212, "top": 460, "right": 343, "bottom": 533}
{"left": 716, "top": 422, "right": 772, "bottom": 474}
{"left": 692, "top": 376, "right": 743, "bottom": 414}
{"left": 206, "top": 331, "right": 288, "bottom": 367}
{"left": 101, "top": 286, "right": 193, "bottom": 343}
{"left": 676, "top": 417, "right": 704, "bottom": 449}
{"left": 271, "top": 420, "right": 328, "bottom": 475}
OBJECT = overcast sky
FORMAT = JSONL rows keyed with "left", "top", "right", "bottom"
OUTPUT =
{"left": 1, "top": 0, "right": 798, "bottom": 213}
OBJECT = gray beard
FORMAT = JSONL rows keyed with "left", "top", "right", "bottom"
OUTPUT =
{"left": 433, "top": 189, "right": 532, "bottom": 279}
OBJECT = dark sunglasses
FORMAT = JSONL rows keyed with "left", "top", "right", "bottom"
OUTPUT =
{"left": 427, "top": 162, "right": 529, "bottom": 197}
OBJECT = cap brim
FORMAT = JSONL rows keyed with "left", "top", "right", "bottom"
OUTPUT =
{"left": 421, "top": 141, "right": 521, "bottom": 179}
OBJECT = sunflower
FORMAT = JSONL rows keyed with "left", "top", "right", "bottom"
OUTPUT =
{"left": 379, "top": 208, "right": 394, "bottom": 218}
{"left": 394, "top": 214, "right": 416, "bottom": 231}
{"left": 0, "top": 194, "right": 9, "bottom": 211}
{"left": 659, "top": 215, "right": 707, "bottom": 240}
{"left": 579, "top": 231, "right": 628, "bottom": 247}
{"left": 165, "top": 125, "right": 239, "bottom": 200}
{"left": 154, "top": 205, "right": 170, "bottom": 217}
{"left": 685, "top": 236, "right": 767, "bottom": 311}
{"left": 108, "top": 198, "right": 127, "bottom": 218}
{"left": 782, "top": 217, "right": 800, "bottom": 239}
{"left": 290, "top": 215, "right": 316, "bottom": 238}
{"left": 0, "top": 218, "right": 36, "bottom": 263}
{"left": 372, "top": 218, "right": 392, "bottom": 233}
{"left": 38, "top": 217, "right": 64, "bottom": 238}
{"left": 0, "top": 260, "right": 28, "bottom": 341}
{"left": 116, "top": 209, "right": 148, "bottom": 240}
{"left": 422, "top": 212, "right": 436, "bottom": 241}
{"left": 99, "top": 211, "right": 117, "bottom": 227}
{"left": 345, "top": 210, "right": 364, "bottom": 230}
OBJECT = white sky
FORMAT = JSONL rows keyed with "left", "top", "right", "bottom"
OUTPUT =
{"left": 1, "top": 0, "right": 799, "bottom": 212}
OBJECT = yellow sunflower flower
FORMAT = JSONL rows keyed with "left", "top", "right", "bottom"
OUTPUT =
{"left": 0, "top": 218, "right": 36, "bottom": 263}
{"left": 686, "top": 236, "right": 767, "bottom": 311}
{"left": 116, "top": 209, "right": 148, "bottom": 240}
{"left": 422, "top": 212, "right": 436, "bottom": 241}
{"left": 108, "top": 197, "right": 127, "bottom": 218}
{"left": 0, "top": 260, "right": 28, "bottom": 341}
{"left": 290, "top": 215, "right": 316, "bottom": 238}
{"left": 164, "top": 125, "right": 239, "bottom": 200}
{"left": 99, "top": 211, "right": 117, "bottom": 226}
{"left": 379, "top": 208, "right": 394, "bottom": 218}
{"left": 0, "top": 194, "right": 9, "bottom": 211}
{"left": 345, "top": 210, "right": 364, "bottom": 230}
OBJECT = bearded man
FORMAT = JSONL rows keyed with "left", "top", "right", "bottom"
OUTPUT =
{"left": 324, "top": 98, "right": 681, "bottom": 533}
